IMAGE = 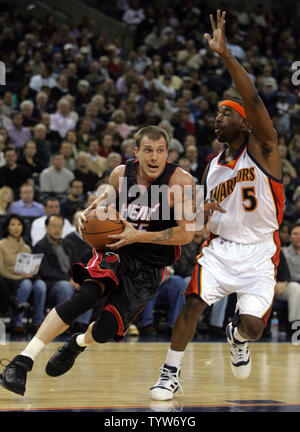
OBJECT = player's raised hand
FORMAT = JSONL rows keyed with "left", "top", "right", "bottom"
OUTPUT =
{"left": 204, "top": 10, "right": 227, "bottom": 56}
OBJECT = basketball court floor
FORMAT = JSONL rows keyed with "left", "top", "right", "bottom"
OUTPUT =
{"left": 0, "top": 333, "right": 299, "bottom": 413}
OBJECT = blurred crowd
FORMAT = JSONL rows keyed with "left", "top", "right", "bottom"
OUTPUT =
{"left": 0, "top": 0, "right": 299, "bottom": 337}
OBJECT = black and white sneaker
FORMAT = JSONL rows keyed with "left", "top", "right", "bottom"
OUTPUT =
{"left": 226, "top": 322, "right": 251, "bottom": 379}
{"left": 0, "top": 355, "right": 33, "bottom": 396}
{"left": 150, "top": 364, "right": 183, "bottom": 401}
{"left": 45, "top": 333, "right": 86, "bottom": 377}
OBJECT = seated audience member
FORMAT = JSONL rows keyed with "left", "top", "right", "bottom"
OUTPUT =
{"left": 39, "top": 152, "right": 74, "bottom": 199}
{"left": 281, "top": 223, "right": 300, "bottom": 331}
{"left": 49, "top": 98, "right": 75, "bottom": 139}
{"left": 60, "top": 179, "right": 84, "bottom": 221}
{"left": 9, "top": 183, "right": 45, "bottom": 217}
{"left": 73, "top": 152, "right": 99, "bottom": 194}
{"left": 7, "top": 111, "right": 32, "bottom": 150}
{"left": 0, "top": 148, "right": 32, "bottom": 198}
{"left": 139, "top": 268, "right": 186, "bottom": 336}
{"left": 32, "top": 123, "right": 52, "bottom": 166}
{"left": 107, "top": 152, "right": 122, "bottom": 172}
{"left": 59, "top": 141, "right": 76, "bottom": 171}
{"left": 18, "top": 140, "right": 44, "bottom": 180}
{"left": 86, "top": 138, "right": 108, "bottom": 177}
{"left": 0, "top": 186, "right": 14, "bottom": 215}
{"left": 63, "top": 210, "right": 92, "bottom": 264}
{"left": 30, "top": 197, "right": 74, "bottom": 246}
{"left": 33, "top": 214, "right": 91, "bottom": 330}
{"left": 279, "top": 220, "right": 290, "bottom": 247}
{"left": 0, "top": 214, "right": 47, "bottom": 334}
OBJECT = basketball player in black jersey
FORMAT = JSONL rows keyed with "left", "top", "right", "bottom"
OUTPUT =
{"left": 1, "top": 125, "right": 216, "bottom": 396}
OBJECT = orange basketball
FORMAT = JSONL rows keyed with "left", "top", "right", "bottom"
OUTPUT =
{"left": 81, "top": 207, "right": 124, "bottom": 250}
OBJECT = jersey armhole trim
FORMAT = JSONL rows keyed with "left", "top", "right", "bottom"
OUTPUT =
{"left": 246, "top": 149, "right": 283, "bottom": 184}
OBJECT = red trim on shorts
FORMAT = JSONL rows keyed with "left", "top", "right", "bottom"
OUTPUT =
{"left": 103, "top": 304, "right": 125, "bottom": 338}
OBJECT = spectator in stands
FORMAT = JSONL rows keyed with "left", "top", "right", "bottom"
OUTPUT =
{"left": 39, "top": 152, "right": 74, "bottom": 198}
{"left": 111, "top": 109, "right": 133, "bottom": 140}
{"left": 77, "top": 117, "right": 94, "bottom": 151}
{"left": 59, "top": 141, "right": 76, "bottom": 172}
{"left": 60, "top": 179, "right": 84, "bottom": 221}
{"left": 120, "top": 138, "right": 136, "bottom": 163}
{"left": 63, "top": 209, "right": 92, "bottom": 265}
{"left": 86, "top": 138, "right": 108, "bottom": 177}
{"left": 49, "top": 98, "right": 75, "bottom": 139}
{"left": 107, "top": 152, "right": 122, "bottom": 172}
{"left": 279, "top": 224, "right": 300, "bottom": 331}
{"left": 33, "top": 91, "right": 50, "bottom": 121}
{"left": 139, "top": 267, "right": 186, "bottom": 336}
{"left": 0, "top": 214, "right": 47, "bottom": 334}
{"left": 279, "top": 221, "right": 291, "bottom": 247}
{"left": 7, "top": 111, "right": 32, "bottom": 150}
{"left": 20, "top": 100, "right": 39, "bottom": 129}
{"left": 18, "top": 140, "right": 44, "bottom": 180}
{"left": 30, "top": 197, "right": 74, "bottom": 246}
{"left": 33, "top": 214, "right": 91, "bottom": 331}
{"left": 73, "top": 152, "right": 99, "bottom": 194}
{"left": 32, "top": 123, "right": 52, "bottom": 166}
{"left": 0, "top": 98, "right": 12, "bottom": 129}
{"left": 9, "top": 183, "right": 45, "bottom": 218}
{"left": 0, "top": 186, "right": 14, "bottom": 215}
{"left": 0, "top": 148, "right": 32, "bottom": 197}
{"left": 29, "top": 64, "right": 57, "bottom": 93}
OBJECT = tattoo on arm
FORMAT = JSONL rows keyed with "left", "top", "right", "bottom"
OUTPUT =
{"left": 153, "top": 228, "right": 174, "bottom": 242}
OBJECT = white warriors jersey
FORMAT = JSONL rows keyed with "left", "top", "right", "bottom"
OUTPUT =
{"left": 205, "top": 143, "right": 285, "bottom": 244}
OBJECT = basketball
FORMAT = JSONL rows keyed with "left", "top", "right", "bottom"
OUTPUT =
{"left": 81, "top": 207, "right": 124, "bottom": 250}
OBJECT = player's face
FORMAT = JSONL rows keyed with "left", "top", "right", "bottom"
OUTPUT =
{"left": 135, "top": 136, "right": 168, "bottom": 181}
{"left": 214, "top": 107, "right": 244, "bottom": 143}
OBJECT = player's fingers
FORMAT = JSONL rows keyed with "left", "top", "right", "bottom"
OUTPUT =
{"left": 204, "top": 33, "right": 211, "bottom": 43}
{"left": 209, "top": 13, "right": 216, "bottom": 32}
{"left": 217, "top": 9, "right": 221, "bottom": 26}
{"left": 105, "top": 240, "right": 123, "bottom": 250}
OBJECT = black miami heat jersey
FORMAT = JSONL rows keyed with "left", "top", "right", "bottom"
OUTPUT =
{"left": 116, "top": 159, "right": 181, "bottom": 267}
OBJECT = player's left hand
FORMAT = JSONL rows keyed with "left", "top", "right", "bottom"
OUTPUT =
{"left": 204, "top": 10, "right": 228, "bottom": 56}
{"left": 105, "top": 217, "right": 140, "bottom": 250}
{"left": 204, "top": 198, "right": 226, "bottom": 213}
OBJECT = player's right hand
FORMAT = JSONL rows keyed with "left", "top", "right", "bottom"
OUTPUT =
{"left": 78, "top": 191, "right": 109, "bottom": 236}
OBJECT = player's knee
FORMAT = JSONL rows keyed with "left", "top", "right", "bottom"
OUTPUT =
{"left": 56, "top": 280, "right": 101, "bottom": 325}
{"left": 91, "top": 310, "right": 118, "bottom": 344}
{"left": 183, "top": 295, "right": 207, "bottom": 323}
{"left": 240, "top": 317, "right": 265, "bottom": 341}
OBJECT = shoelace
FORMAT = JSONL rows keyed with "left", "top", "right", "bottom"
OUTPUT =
{"left": 158, "top": 366, "right": 184, "bottom": 395}
{"left": 231, "top": 342, "right": 249, "bottom": 363}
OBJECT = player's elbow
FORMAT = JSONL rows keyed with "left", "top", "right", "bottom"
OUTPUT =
{"left": 181, "top": 230, "right": 195, "bottom": 244}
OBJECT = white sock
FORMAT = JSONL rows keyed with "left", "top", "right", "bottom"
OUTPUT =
{"left": 234, "top": 327, "right": 247, "bottom": 343}
{"left": 20, "top": 337, "right": 45, "bottom": 361}
{"left": 76, "top": 333, "right": 88, "bottom": 347}
{"left": 165, "top": 348, "right": 185, "bottom": 369}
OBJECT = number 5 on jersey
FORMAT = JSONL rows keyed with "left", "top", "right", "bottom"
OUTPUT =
{"left": 241, "top": 186, "right": 258, "bottom": 212}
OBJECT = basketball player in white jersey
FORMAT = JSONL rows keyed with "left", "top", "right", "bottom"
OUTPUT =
{"left": 150, "top": 10, "right": 285, "bottom": 401}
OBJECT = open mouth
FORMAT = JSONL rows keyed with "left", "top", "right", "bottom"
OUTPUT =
{"left": 148, "top": 164, "right": 159, "bottom": 170}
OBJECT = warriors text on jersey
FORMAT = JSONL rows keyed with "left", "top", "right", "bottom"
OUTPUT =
{"left": 204, "top": 142, "right": 285, "bottom": 245}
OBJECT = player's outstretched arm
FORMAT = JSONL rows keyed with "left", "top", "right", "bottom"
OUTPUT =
{"left": 205, "top": 10, "right": 281, "bottom": 179}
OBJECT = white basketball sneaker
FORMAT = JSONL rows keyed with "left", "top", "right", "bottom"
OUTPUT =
{"left": 150, "top": 364, "right": 183, "bottom": 401}
{"left": 226, "top": 322, "right": 251, "bottom": 379}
